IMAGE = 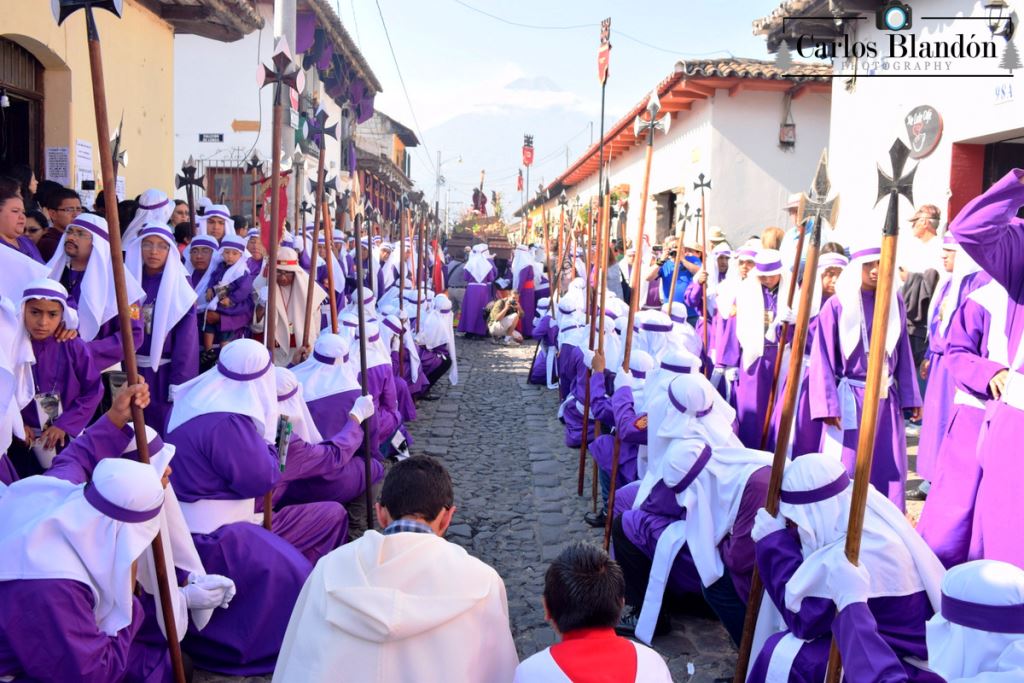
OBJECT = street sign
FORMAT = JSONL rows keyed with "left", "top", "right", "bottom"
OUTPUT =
{"left": 199, "top": 133, "right": 224, "bottom": 143}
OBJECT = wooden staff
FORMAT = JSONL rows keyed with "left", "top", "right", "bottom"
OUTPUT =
{"left": 576, "top": 202, "right": 598, "bottom": 496}
{"left": 351, "top": 211, "right": 376, "bottom": 532}
{"left": 555, "top": 202, "right": 567, "bottom": 304}
{"left": 666, "top": 202, "right": 692, "bottom": 306}
{"left": 301, "top": 146, "right": 326, "bottom": 346}
{"left": 694, "top": 173, "right": 712, "bottom": 361}
{"left": 822, "top": 141, "right": 913, "bottom": 683}
{"left": 293, "top": 153, "right": 304, "bottom": 250}
{"left": 53, "top": 2, "right": 186, "bottom": 680}
{"left": 590, "top": 189, "right": 610, "bottom": 512}
{"left": 321, "top": 186, "right": 339, "bottom": 334}
{"left": 246, "top": 153, "right": 262, "bottom": 231}
{"left": 398, "top": 199, "right": 408, "bottom": 376}
{"left": 175, "top": 157, "right": 203, "bottom": 240}
{"left": 758, "top": 220, "right": 807, "bottom": 449}
{"left": 733, "top": 150, "right": 839, "bottom": 683}
{"left": 415, "top": 212, "right": 424, "bottom": 330}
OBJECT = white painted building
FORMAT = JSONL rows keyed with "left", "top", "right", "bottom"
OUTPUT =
{"left": 756, "top": 0, "right": 1022, "bottom": 237}
{"left": 524, "top": 59, "right": 832, "bottom": 249}
{"left": 173, "top": 0, "right": 381, "bottom": 220}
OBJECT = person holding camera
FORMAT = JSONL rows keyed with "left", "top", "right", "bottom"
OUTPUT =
{"left": 486, "top": 292, "right": 523, "bottom": 344}
{"left": 658, "top": 237, "right": 703, "bottom": 318}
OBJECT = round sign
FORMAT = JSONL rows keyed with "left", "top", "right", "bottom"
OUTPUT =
{"left": 904, "top": 105, "right": 943, "bottom": 159}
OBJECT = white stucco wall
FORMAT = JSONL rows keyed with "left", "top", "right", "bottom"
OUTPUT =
{"left": 823, "top": 0, "right": 1019, "bottom": 243}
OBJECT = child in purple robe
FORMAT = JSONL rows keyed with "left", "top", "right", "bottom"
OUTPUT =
{"left": 199, "top": 234, "right": 254, "bottom": 352}
{"left": 946, "top": 169, "right": 1024, "bottom": 568}
{"left": 916, "top": 277, "right": 997, "bottom": 567}
{"left": 747, "top": 454, "right": 944, "bottom": 683}
{"left": 185, "top": 234, "right": 217, "bottom": 292}
{"left": 165, "top": 340, "right": 347, "bottom": 675}
{"left": 10, "top": 279, "right": 101, "bottom": 478}
{"left": 734, "top": 249, "right": 790, "bottom": 448}
{"left": 614, "top": 375, "right": 768, "bottom": 646}
{"left": 457, "top": 244, "right": 496, "bottom": 337}
{"left": 126, "top": 224, "right": 199, "bottom": 432}
{"left": 808, "top": 246, "right": 921, "bottom": 509}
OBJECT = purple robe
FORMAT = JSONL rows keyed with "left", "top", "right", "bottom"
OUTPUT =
{"left": 315, "top": 263, "right": 346, "bottom": 331}
{"left": 307, "top": 389, "right": 361, "bottom": 438}
{"left": 417, "top": 343, "right": 449, "bottom": 389}
{"left": 558, "top": 342, "right": 582, "bottom": 403}
{"left": 808, "top": 292, "right": 921, "bottom": 509}
{"left": 947, "top": 169, "right": 1024, "bottom": 567}
{"left": 275, "top": 425, "right": 384, "bottom": 509}
{"left": 166, "top": 413, "right": 345, "bottom": 675}
{"left": 589, "top": 384, "right": 645, "bottom": 485}
{"left": 916, "top": 284, "right": 996, "bottom": 567}
{"left": 517, "top": 267, "right": 537, "bottom": 338}
{"left": 767, "top": 316, "right": 822, "bottom": 458}
{"left": 61, "top": 267, "right": 145, "bottom": 370}
{"left": 391, "top": 348, "right": 429, "bottom": 402}
{"left": 21, "top": 335, "right": 102, "bottom": 437}
{"left": 683, "top": 278, "right": 712, "bottom": 361}
{"left": 0, "top": 235, "right": 43, "bottom": 262}
{"left": 528, "top": 316, "right": 557, "bottom": 386}
{"left": 714, "top": 312, "right": 741, "bottom": 408}
{"left": 202, "top": 262, "right": 254, "bottom": 336}
{"left": 748, "top": 528, "right": 940, "bottom": 683}
{"left": 736, "top": 286, "right": 781, "bottom": 448}
{"left": 138, "top": 271, "right": 200, "bottom": 432}
{"left": 456, "top": 265, "right": 496, "bottom": 336}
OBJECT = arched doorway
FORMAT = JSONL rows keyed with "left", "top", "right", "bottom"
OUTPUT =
{"left": 0, "top": 37, "right": 44, "bottom": 174}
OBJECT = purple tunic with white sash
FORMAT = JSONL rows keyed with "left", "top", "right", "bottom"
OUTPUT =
{"left": 768, "top": 316, "right": 822, "bottom": 458}
{"left": 61, "top": 267, "right": 145, "bottom": 370}
{"left": 947, "top": 169, "right": 1024, "bottom": 567}
{"left": 589, "top": 383, "right": 645, "bottom": 485}
{"left": 456, "top": 265, "right": 496, "bottom": 336}
{"left": 736, "top": 286, "right": 781, "bottom": 448}
{"left": 808, "top": 292, "right": 921, "bottom": 509}
{"left": 528, "top": 316, "right": 557, "bottom": 385}
{"left": 21, "top": 335, "right": 102, "bottom": 437}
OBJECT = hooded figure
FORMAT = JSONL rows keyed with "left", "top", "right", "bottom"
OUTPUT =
{"left": 528, "top": 297, "right": 559, "bottom": 389}
{"left": 352, "top": 320, "right": 403, "bottom": 459}
{"left": 199, "top": 233, "right": 254, "bottom": 347}
{"left": 808, "top": 243, "right": 922, "bottom": 509}
{"left": 511, "top": 244, "right": 541, "bottom": 338}
{"left": 456, "top": 244, "right": 496, "bottom": 337}
{"left": 122, "top": 189, "right": 175, "bottom": 244}
{"left": 165, "top": 339, "right": 347, "bottom": 675}
{"left": 417, "top": 293, "right": 458, "bottom": 392}
{"left": 711, "top": 245, "right": 757, "bottom": 407}
{"left": 747, "top": 453, "right": 944, "bottom": 683}
{"left": 0, "top": 456, "right": 164, "bottom": 682}
{"left": 291, "top": 333, "right": 364, "bottom": 438}
{"left": 45, "top": 213, "right": 144, "bottom": 369}
{"left": 126, "top": 224, "right": 199, "bottom": 430}
{"left": 196, "top": 204, "right": 234, "bottom": 240}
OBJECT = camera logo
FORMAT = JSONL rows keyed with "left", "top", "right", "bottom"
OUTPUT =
{"left": 877, "top": 1, "right": 913, "bottom": 31}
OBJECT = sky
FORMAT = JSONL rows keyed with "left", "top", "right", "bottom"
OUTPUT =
{"left": 330, "top": 0, "right": 790, "bottom": 220}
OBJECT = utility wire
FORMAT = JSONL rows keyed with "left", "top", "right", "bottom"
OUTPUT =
{"left": 452, "top": 0, "right": 591, "bottom": 30}
{"left": 374, "top": 0, "right": 437, "bottom": 176}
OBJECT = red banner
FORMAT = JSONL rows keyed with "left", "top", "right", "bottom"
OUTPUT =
{"left": 516, "top": 169, "right": 524, "bottom": 192}
{"left": 522, "top": 146, "right": 534, "bottom": 167}
{"left": 597, "top": 45, "right": 610, "bottom": 84}
{"left": 259, "top": 182, "right": 289, "bottom": 252}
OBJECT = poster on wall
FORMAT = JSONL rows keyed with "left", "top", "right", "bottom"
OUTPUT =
{"left": 74, "top": 139, "right": 95, "bottom": 209}
{"left": 905, "top": 105, "right": 942, "bottom": 159}
{"left": 45, "top": 147, "right": 71, "bottom": 186}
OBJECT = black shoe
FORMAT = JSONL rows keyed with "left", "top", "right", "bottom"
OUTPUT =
{"left": 419, "top": 394, "right": 441, "bottom": 401}
{"left": 584, "top": 509, "right": 607, "bottom": 528}
{"left": 906, "top": 487, "right": 928, "bottom": 501}
{"left": 615, "top": 605, "right": 671, "bottom": 639}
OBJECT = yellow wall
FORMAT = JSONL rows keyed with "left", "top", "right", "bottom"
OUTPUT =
{"left": 2, "top": 0, "right": 174, "bottom": 200}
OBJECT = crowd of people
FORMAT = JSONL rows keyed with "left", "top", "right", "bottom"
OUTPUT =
{"left": 2, "top": 157, "right": 1024, "bottom": 682}
{"left": 521, "top": 178, "right": 1024, "bottom": 680}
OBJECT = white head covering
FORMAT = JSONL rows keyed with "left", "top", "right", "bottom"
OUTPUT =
{"left": 465, "top": 243, "right": 494, "bottom": 283}
{"left": 717, "top": 244, "right": 757, "bottom": 320}
{"left": 557, "top": 311, "right": 588, "bottom": 350}
{"left": 625, "top": 349, "right": 655, "bottom": 413}
{"left": 126, "top": 427, "right": 212, "bottom": 636}
{"left": 808, "top": 251, "right": 848, "bottom": 319}
{"left": 275, "top": 367, "right": 322, "bottom": 443}
{"left": 167, "top": 339, "right": 278, "bottom": 443}
{"left": 735, "top": 249, "right": 785, "bottom": 369}
{"left": 196, "top": 204, "right": 234, "bottom": 237}
{"left": 126, "top": 225, "right": 199, "bottom": 370}
{"left": 290, "top": 333, "right": 361, "bottom": 402}
{"left": 184, "top": 234, "right": 220, "bottom": 293}
{"left": 123, "top": 189, "right": 174, "bottom": 243}
{"left": 354, "top": 319, "right": 393, "bottom": 370}
{"left": 418, "top": 293, "right": 458, "bottom": 385}
{"left": 535, "top": 296, "right": 551, "bottom": 320}
{"left": 0, "top": 295, "right": 34, "bottom": 456}
{"left": 45, "top": 214, "right": 144, "bottom": 341}
{"left": 928, "top": 234, "right": 983, "bottom": 338}
{"left": 266, "top": 246, "right": 327, "bottom": 360}
{"left": 833, "top": 242, "right": 902, "bottom": 362}
{"left": 381, "top": 313, "right": 422, "bottom": 383}
{"left": 200, "top": 234, "right": 250, "bottom": 313}
{"left": 511, "top": 244, "right": 540, "bottom": 290}
{"left": 0, "top": 245, "right": 49, "bottom": 301}
{"left": 0, "top": 458, "right": 164, "bottom": 635}
{"left": 778, "top": 453, "right": 944, "bottom": 614}
{"left": 926, "top": 560, "right": 1024, "bottom": 681}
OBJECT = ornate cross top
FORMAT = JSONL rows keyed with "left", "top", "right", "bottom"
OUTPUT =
{"left": 304, "top": 106, "right": 337, "bottom": 151}
{"left": 693, "top": 173, "right": 712, "bottom": 195}
{"left": 175, "top": 156, "right": 204, "bottom": 192}
{"left": 677, "top": 202, "right": 693, "bottom": 228}
{"left": 633, "top": 90, "right": 671, "bottom": 143}
{"left": 875, "top": 138, "right": 917, "bottom": 236}
{"left": 53, "top": 0, "right": 121, "bottom": 37}
{"left": 110, "top": 114, "right": 127, "bottom": 177}
{"left": 258, "top": 39, "right": 305, "bottom": 105}
{"left": 799, "top": 149, "right": 840, "bottom": 242}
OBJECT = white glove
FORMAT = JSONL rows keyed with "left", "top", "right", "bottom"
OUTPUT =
{"left": 182, "top": 573, "right": 236, "bottom": 609}
{"left": 751, "top": 508, "right": 786, "bottom": 543}
{"left": 827, "top": 560, "right": 871, "bottom": 611}
{"left": 349, "top": 394, "right": 376, "bottom": 424}
{"left": 398, "top": 309, "right": 409, "bottom": 321}
{"left": 775, "top": 304, "right": 796, "bottom": 326}
{"left": 582, "top": 348, "right": 596, "bottom": 369}
{"left": 724, "top": 367, "right": 740, "bottom": 384}
{"left": 257, "top": 285, "right": 269, "bottom": 304}
{"left": 613, "top": 370, "right": 638, "bottom": 393}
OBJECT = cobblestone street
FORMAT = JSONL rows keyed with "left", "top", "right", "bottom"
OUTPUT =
{"left": 410, "top": 337, "right": 737, "bottom": 682}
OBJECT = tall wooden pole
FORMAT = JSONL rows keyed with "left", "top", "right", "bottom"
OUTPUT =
{"left": 398, "top": 200, "right": 408, "bottom": 376}
{"left": 694, "top": 174, "right": 712, "bottom": 360}
{"left": 666, "top": 202, "right": 692, "bottom": 306}
{"left": 63, "top": 4, "right": 186, "bottom": 681}
{"left": 733, "top": 150, "right": 840, "bottom": 683}
{"left": 321, "top": 188, "right": 339, "bottom": 334}
{"left": 301, "top": 146, "right": 325, "bottom": 347}
{"left": 351, "top": 212, "right": 375, "bottom": 532}
{"left": 576, "top": 203, "right": 597, "bottom": 496}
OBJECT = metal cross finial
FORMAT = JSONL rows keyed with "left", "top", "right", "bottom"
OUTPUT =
{"left": 694, "top": 173, "right": 712, "bottom": 194}
{"left": 299, "top": 200, "right": 312, "bottom": 225}
{"left": 304, "top": 106, "right": 337, "bottom": 151}
{"left": 694, "top": 207, "right": 703, "bottom": 220}
{"left": 245, "top": 153, "right": 262, "bottom": 176}
{"left": 53, "top": 0, "right": 122, "bottom": 26}
{"left": 258, "top": 38, "right": 305, "bottom": 105}
{"left": 875, "top": 138, "right": 917, "bottom": 236}
{"left": 175, "top": 156, "right": 205, "bottom": 192}
{"left": 799, "top": 149, "right": 840, "bottom": 243}
{"left": 110, "top": 113, "right": 127, "bottom": 177}
{"left": 558, "top": 190, "right": 568, "bottom": 207}
{"left": 677, "top": 202, "right": 693, "bottom": 228}
{"left": 633, "top": 89, "right": 671, "bottom": 143}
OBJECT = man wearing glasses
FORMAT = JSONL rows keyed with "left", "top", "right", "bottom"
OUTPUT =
{"left": 37, "top": 188, "right": 84, "bottom": 262}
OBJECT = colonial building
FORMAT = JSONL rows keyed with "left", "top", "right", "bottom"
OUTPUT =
{"left": 520, "top": 58, "right": 832, "bottom": 249}
{"left": 756, "top": 0, "right": 1021, "bottom": 233}
{"left": 174, "top": 0, "right": 382, "bottom": 219}
{"left": 1, "top": 0, "right": 261, "bottom": 201}
{"left": 354, "top": 110, "right": 419, "bottom": 233}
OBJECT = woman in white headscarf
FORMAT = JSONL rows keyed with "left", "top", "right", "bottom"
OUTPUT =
{"left": 165, "top": 339, "right": 347, "bottom": 675}
{"left": 126, "top": 224, "right": 199, "bottom": 431}
{"left": 808, "top": 242, "right": 922, "bottom": 509}
{"left": 614, "top": 374, "right": 772, "bottom": 645}
{"left": 746, "top": 453, "right": 944, "bottom": 683}
{"left": 456, "top": 243, "right": 496, "bottom": 337}
{"left": 270, "top": 367, "right": 381, "bottom": 523}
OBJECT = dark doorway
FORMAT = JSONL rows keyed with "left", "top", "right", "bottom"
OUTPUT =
{"left": 0, "top": 38, "right": 44, "bottom": 175}
{"left": 984, "top": 138, "right": 1024, "bottom": 217}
